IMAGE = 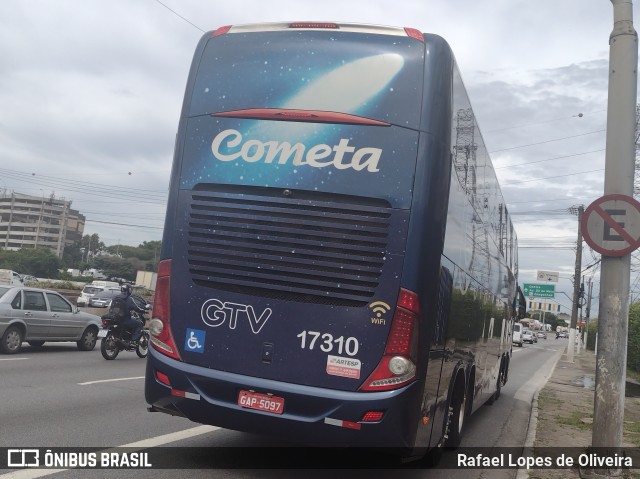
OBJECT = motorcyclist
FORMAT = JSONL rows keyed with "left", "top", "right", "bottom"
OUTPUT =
{"left": 115, "top": 284, "right": 145, "bottom": 343}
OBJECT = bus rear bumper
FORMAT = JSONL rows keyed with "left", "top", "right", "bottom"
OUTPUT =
{"left": 145, "top": 348, "right": 423, "bottom": 449}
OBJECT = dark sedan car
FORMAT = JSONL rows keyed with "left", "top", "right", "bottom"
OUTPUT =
{"left": 0, "top": 286, "right": 102, "bottom": 354}
{"left": 88, "top": 290, "right": 120, "bottom": 308}
{"left": 89, "top": 292, "right": 151, "bottom": 310}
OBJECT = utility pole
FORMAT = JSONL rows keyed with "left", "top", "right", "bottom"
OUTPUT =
{"left": 568, "top": 205, "right": 584, "bottom": 362}
{"left": 592, "top": 0, "right": 638, "bottom": 458}
{"left": 577, "top": 279, "right": 584, "bottom": 355}
{"left": 584, "top": 278, "right": 594, "bottom": 352}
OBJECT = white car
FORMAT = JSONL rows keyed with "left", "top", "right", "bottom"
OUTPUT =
{"left": 513, "top": 323, "right": 523, "bottom": 347}
{"left": 522, "top": 329, "right": 534, "bottom": 344}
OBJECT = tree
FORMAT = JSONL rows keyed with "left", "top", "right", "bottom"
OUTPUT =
{"left": 0, "top": 248, "right": 61, "bottom": 278}
{"left": 62, "top": 242, "right": 83, "bottom": 268}
{"left": 106, "top": 240, "right": 161, "bottom": 271}
{"left": 93, "top": 255, "right": 146, "bottom": 282}
{"left": 81, "top": 234, "right": 105, "bottom": 263}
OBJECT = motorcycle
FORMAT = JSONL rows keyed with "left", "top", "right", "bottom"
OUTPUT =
{"left": 99, "top": 307, "right": 150, "bottom": 360}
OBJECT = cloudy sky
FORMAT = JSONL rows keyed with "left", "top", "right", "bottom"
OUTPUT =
{"left": 2, "top": 0, "right": 638, "bottom": 317}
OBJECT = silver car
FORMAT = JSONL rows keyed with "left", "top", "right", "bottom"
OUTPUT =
{"left": 88, "top": 290, "right": 120, "bottom": 308}
{"left": 0, "top": 286, "right": 102, "bottom": 354}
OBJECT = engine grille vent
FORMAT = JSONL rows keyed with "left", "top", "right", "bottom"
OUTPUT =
{"left": 186, "top": 185, "right": 391, "bottom": 306}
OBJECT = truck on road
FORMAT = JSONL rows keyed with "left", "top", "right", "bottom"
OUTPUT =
{"left": 0, "top": 269, "right": 23, "bottom": 286}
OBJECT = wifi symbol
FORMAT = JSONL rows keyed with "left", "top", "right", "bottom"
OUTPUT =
{"left": 369, "top": 301, "right": 391, "bottom": 318}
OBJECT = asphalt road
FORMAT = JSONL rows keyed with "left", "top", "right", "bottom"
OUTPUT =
{"left": 0, "top": 338, "right": 566, "bottom": 478}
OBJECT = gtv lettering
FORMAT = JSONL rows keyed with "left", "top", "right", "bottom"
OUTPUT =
{"left": 201, "top": 299, "right": 272, "bottom": 334}
{"left": 211, "top": 129, "right": 382, "bottom": 172}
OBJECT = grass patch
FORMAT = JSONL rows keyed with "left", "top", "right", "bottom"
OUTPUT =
{"left": 538, "top": 390, "right": 562, "bottom": 410}
{"left": 624, "top": 421, "right": 640, "bottom": 447}
{"left": 555, "top": 410, "right": 593, "bottom": 431}
{"left": 627, "top": 368, "right": 640, "bottom": 383}
{"left": 627, "top": 422, "right": 640, "bottom": 434}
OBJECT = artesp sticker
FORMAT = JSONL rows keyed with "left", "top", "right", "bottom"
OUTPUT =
{"left": 326, "top": 355, "right": 361, "bottom": 379}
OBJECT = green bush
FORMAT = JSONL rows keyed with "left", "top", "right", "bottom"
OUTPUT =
{"left": 628, "top": 303, "right": 640, "bottom": 372}
{"left": 586, "top": 320, "right": 597, "bottom": 351}
{"left": 33, "top": 280, "right": 83, "bottom": 290}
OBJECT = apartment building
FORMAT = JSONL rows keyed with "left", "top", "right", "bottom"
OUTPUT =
{"left": 0, "top": 192, "right": 85, "bottom": 257}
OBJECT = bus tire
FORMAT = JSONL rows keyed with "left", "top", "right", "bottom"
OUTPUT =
{"left": 495, "top": 369, "right": 502, "bottom": 400}
{"left": 503, "top": 356, "right": 510, "bottom": 385}
{"left": 422, "top": 446, "right": 443, "bottom": 467}
{"left": 444, "top": 377, "right": 467, "bottom": 449}
{"left": 487, "top": 359, "right": 504, "bottom": 406}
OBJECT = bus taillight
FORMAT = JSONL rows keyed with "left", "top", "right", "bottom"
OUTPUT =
{"left": 149, "top": 259, "right": 182, "bottom": 361}
{"left": 404, "top": 28, "right": 424, "bottom": 42}
{"left": 289, "top": 23, "right": 338, "bottom": 29}
{"left": 359, "top": 288, "right": 419, "bottom": 391}
{"left": 211, "top": 25, "right": 232, "bottom": 37}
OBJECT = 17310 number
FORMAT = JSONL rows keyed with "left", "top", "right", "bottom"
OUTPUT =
{"left": 296, "top": 330, "right": 359, "bottom": 357}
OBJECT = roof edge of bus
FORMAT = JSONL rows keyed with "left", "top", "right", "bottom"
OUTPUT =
{"left": 211, "top": 22, "right": 421, "bottom": 38}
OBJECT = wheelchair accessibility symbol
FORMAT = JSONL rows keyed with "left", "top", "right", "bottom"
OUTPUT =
{"left": 185, "top": 328, "right": 205, "bottom": 353}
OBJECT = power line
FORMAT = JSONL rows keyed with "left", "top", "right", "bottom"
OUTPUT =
{"left": 484, "top": 113, "right": 588, "bottom": 133}
{"left": 494, "top": 148, "right": 604, "bottom": 170}
{"left": 86, "top": 219, "right": 164, "bottom": 230}
{"left": 510, "top": 208, "right": 574, "bottom": 215}
{"left": 503, "top": 168, "right": 604, "bottom": 186}
{"left": 507, "top": 195, "right": 597, "bottom": 205}
{"left": 0, "top": 168, "right": 168, "bottom": 205}
{"left": 153, "top": 0, "right": 205, "bottom": 32}
{"left": 489, "top": 129, "right": 606, "bottom": 153}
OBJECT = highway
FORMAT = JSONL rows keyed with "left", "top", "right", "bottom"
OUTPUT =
{"left": 0, "top": 337, "right": 567, "bottom": 478}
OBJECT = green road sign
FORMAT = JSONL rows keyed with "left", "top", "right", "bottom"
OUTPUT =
{"left": 523, "top": 283, "right": 555, "bottom": 298}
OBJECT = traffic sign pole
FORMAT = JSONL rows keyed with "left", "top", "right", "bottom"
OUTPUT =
{"left": 592, "top": 0, "right": 638, "bottom": 463}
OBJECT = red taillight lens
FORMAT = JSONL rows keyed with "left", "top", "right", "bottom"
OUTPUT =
{"left": 404, "top": 27, "right": 424, "bottom": 42}
{"left": 359, "top": 289, "right": 419, "bottom": 392}
{"left": 398, "top": 288, "right": 420, "bottom": 314}
{"left": 101, "top": 319, "right": 109, "bottom": 327}
{"left": 361, "top": 411, "right": 385, "bottom": 423}
{"left": 211, "top": 25, "right": 231, "bottom": 37}
{"left": 289, "top": 22, "right": 338, "bottom": 29}
{"left": 384, "top": 308, "right": 415, "bottom": 354}
{"left": 155, "top": 370, "right": 171, "bottom": 387}
{"left": 149, "top": 259, "right": 182, "bottom": 361}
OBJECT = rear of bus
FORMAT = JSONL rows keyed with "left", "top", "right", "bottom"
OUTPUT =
{"left": 145, "top": 23, "right": 453, "bottom": 449}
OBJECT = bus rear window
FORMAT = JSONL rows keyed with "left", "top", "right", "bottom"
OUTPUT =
{"left": 190, "top": 31, "right": 424, "bottom": 129}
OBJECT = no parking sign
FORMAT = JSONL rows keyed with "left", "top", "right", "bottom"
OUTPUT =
{"left": 582, "top": 194, "right": 640, "bottom": 257}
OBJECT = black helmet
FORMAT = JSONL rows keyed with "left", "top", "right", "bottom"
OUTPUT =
{"left": 121, "top": 284, "right": 132, "bottom": 295}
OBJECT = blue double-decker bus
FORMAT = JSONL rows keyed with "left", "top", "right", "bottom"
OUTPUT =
{"left": 145, "top": 22, "right": 524, "bottom": 460}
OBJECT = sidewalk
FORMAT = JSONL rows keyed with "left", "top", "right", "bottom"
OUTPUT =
{"left": 524, "top": 345, "right": 640, "bottom": 478}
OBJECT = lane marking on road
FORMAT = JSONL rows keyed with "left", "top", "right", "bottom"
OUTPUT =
{"left": 514, "top": 346, "right": 565, "bottom": 402}
{"left": 78, "top": 376, "right": 145, "bottom": 385}
{"left": 0, "top": 357, "right": 29, "bottom": 361}
{"left": 0, "top": 425, "right": 220, "bottom": 479}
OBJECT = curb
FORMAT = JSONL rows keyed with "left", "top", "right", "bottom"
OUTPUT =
{"left": 516, "top": 346, "right": 567, "bottom": 479}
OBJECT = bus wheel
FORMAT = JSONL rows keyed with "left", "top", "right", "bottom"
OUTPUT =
{"left": 422, "top": 446, "right": 443, "bottom": 467}
{"left": 503, "top": 356, "right": 510, "bottom": 385}
{"left": 445, "top": 381, "right": 467, "bottom": 449}
{"left": 495, "top": 370, "right": 502, "bottom": 400}
{"left": 487, "top": 362, "right": 504, "bottom": 406}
